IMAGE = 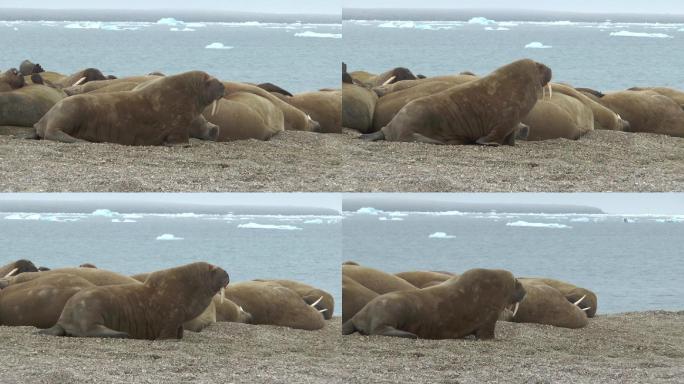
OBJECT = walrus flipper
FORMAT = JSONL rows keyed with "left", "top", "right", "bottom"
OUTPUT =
{"left": 85, "top": 325, "right": 128, "bottom": 338}
{"left": 412, "top": 133, "right": 445, "bottom": 145}
{"left": 359, "top": 130, "right": 385, "bottom": 141}
{"left": 342, "top": 320, "right": 357, "bottom": 335}
{"left": 37, "top": 325, "right": 67, "bottom": 336}
{"left": 374, "top": 325, "right": 418, "bottom": 339}
{"left": 44, "top": 130, "right": 88, "bottom": 143}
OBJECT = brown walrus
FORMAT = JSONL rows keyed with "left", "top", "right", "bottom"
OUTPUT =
{"left": 500, "top": 281, "right": 589, "bottom": 329}
{"left": 0, "top": 84, "right": 67, "bottom": 127}
{"left": 19, "top": 60, "right": 45, "bottom": 76}
{"left": 257, "top": 82, "right": 293, "bottom": 97}
{"left": 343, "top": 269, "right": 526, "bottom": 339}
{"left": 274, "top": 90, "right": 342, "bottom": 133}
{"left": 0, "top": 273, "right": 95, "bottom": 328}
{"left": 34, "top": 68, "right": 108, "bottom": 89}
{"left": 628, "top": 87, "right": 684, "bottom": 108}
{"left": 3, "top": 267, "right": 139, "bottom": 288}
{"left": 255, "top": 279, "right": 334, "bottom": 320}
{"left": 203, "top": 92, "right": 284, "bottom": 141}
{"left": 342, "top": 82, "right": 378, "bottom": 133}
{"left": 62, "top": 75, "right": 161, "bottom": 95}
{"left": 342, "top": 264, "right": 417, "bottom": 294}
{"left": 394, "top": 271, "right": 453, "bottom": 289}
{"left": 362, "top": 59, "right": 551, "bottom": 145}
{"left": 223, "top": 281, "right": 326, "bottom": 330}
{"left": 522, "top": 91, "right": 594, "bottom": 141}
{"left": 214, "top": 294, "right": 253, "bottom": 323}
{"left": 551, "top": 83, "right": 629, "bottom": 131}
{"left": 39, "top": 262, "right": 229, "bottom": 339}
{"left": 0, "top": 259, "right": 40, "bottom": 279}
{"left": 372, "top": 74, "right": 477, "bottom": 98}
{"left": 0, "top": 68, "right": 26, "bottom": 92}
{"left": 34, "top": 71, "right": 224, "bottom": 145}
{"left": 342, "top": 275, "right": 379, "bottom": 323}
{"left": 520, "top": 277, "right": 597, "bottom": 317}
{"left": 350, "top": 67, "right": 417, "bottom": 88}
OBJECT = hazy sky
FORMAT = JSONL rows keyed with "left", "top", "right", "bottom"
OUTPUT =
{"left": 0, "top": 0, "right": 341, "bottom": 14}
{"left": 343, "top": 0, "right": 684, "bottom": 14}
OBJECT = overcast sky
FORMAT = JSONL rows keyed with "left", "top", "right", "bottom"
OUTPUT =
{"left": 0, "top": 0, "right": 341, "bottom": 14}
{"left": 343, "top": 0, "right": 684, "bottom": 14}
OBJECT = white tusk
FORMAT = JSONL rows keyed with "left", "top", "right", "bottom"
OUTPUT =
{"left": 211, "top": 100, "right": 218, "bottom": 116}
{"left": 381, "top": 75, "right": 396, "bottom": 86}
{"left": 318, "top": 309, "right": 328, "bottom": 313}
{"left": 4, "top": 268, "right": 18, "bottom": 278}
{"left": 512, "top": 302, "right": 520, "bottom": 318}
{"left": 220, "top": 287, "right": 225, "bottom": 304}
{"left": 310, "top": 296, "right": 323, "bottom": 308}
{"left": 72, "top": 77, "right": 87, "bottom": 86}
{"left": 573, "top": 295, "right": 587, "bottom": 306}
{"left": 547, "top": 84, "right": 552, "bottom": 99}
{"left": 239, "top": 306, "right": 244, "bottom": 312}
{"left": 582, "top": 307, "right": 591, "bottom": 312}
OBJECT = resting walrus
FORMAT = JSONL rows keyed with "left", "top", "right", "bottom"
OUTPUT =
{"left": 255, "top": 279, "right": 335, "bottom": 320}
{"left": 33, "top": 71, "right": 224, "bottom": 145}
{"left": 0, "top": 259, "right": 40, "bottom": 279}
{"left": 39, "top": 262, "right": 229, "bottom": 339}
{"left": 361, "top": 59, "right": 551, "bottom": 145}
{"left": 500, "top": 281, "right": 589, "bottom": 328}
{"left": 342, "top": 269, "right": 526, "bottom": 339}
{"left": 0, "top": 68, "right": 26, "bottom": 92}
{"left": 342, "top": 264, "right": 417, "bottom": 294}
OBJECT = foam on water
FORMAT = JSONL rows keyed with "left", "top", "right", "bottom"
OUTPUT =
{"left": 506, "top": 221, "right": 571, "bottom": 229}
{"left": 485, "top": 27, "right": 510, "bottom": 31}
{"left": 112, "top": 219, "right": 137, "bottom": 223}
{"left": 237, "top": 223, "right": 302, "bottom": 230}
{"left": 356, "top": 207, "right": 382, "bottom": 215}
{"left": 170, "top": 27, "right": 195, "bottom": 32}
{"left": 303, "top": 219, "right": 324, "bottom": 224}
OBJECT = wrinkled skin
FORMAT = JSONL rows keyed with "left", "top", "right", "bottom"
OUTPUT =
{"left": 255, "top": 279, "right": 334, "bottom": 320}
{"left": 522, "top": 92, "right": 594, "bottom": 141}
{"left": 342, "top": 83, "right": 378, "bottom": 133}
{"left": 275, "top": 90, "right": 342, "bottom": 133}
{"left": 394, "top": 271, "right": 453, "bottom": 289}
{"left": 0, "top": 84, "right": 66, "bottom": 127}
{"left": 203, "top": 92, "right": 284, "bottom": 141}
{"left": 34, "top": 71, "right": 225, "bottom": 145}
{"left": 628, "top": 87, "right": 684, "bottom": 109}
{"left": 500, "top": 281, "right": 589, "bottom": 328}
{"left": 342, "top": 275, "right": 378, "bottom": 323}
{"left": 343, "top": 269, "right": 526, "bottom": 340}
{"left": 520, "top": 277, "right": 597, "bottom": 317}
{"left": 342, "top": 264, "right": 418, "bottom": 294}
{"left": 39, "top": 262, "right": 229, "bottom": 339}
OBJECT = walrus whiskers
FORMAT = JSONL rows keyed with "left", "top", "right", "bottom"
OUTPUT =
{"left": 72, "top": 77, "right": 87, "bottom": 87}
{"left": 512, "top": 302, "right": 520, "bottom": 318}
{"left": 381, "top": 76, "right": 396, "bottom": 86}
{"left": 573, "top": 295, "right": 587, "bottom": 306}
{"left": 310, "top": 296, "right": 323, "bottom": 307}
{"left": 4, "top": 267, "right": 18, "bottom": 278}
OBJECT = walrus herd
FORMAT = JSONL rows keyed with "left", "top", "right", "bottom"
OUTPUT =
{"left": 0, "top": 259, "right": 333, "bottom": 339}
{"left": 342, "top": 263, "right": 597, "bottom": 340}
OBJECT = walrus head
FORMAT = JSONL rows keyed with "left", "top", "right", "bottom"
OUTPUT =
{"left": 0, "top": 259, "right": 39, "bottom": 279}
{"left": 237, "top": 305, "right": 253, "bottom": 324}
{"left": 2, "top": 68, "right": 25, "bottom": 89}
{"left": 20, "top": 60, "right": 44, "bottom": 76}
{"left": 199, "top": 74, "right": 225, "bottom": 112}
{"left": 388, "top": 67, "right": 417, "bottom": 83}
{"left": 79, "top": 68, "right": 107, "bottom": 84}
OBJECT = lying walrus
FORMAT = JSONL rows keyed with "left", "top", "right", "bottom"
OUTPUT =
{"left": 342, "top": 275, "right": 378, "bottom": 322}
{"left": 500, "top": 280, "right": 589, "bottom": 328}
{"left": 255, "top": 279, "right": 335, "bottom": 320}
{"left": 342, "top": 264, "right": 417, "bottom": 294}
{"left": 0, "top": 84, "right": 66, "bottom": 127}
{"left": 34, "top": 71, "right": 224, "bottom": 145}
{"left": 343, "top": 268, "right": 526, "bottom": 339}
{"left": 0, "top": 259, "right": 39, "bottom": 279}
{"left": 0, "top": 68, "right": 26, "bottom": 92}
{"left": 362, "top": 59, "right": 552, "bottom": 145}
{"left": 39, "top": 262, "right": 229, "bottom": 339}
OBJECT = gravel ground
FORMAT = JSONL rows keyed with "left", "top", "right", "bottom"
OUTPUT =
{"left": 1, "top": 312, "right": 682, "bottom": 383}
{"left": 1, "top": 127, "right": 682, "bottom": 192}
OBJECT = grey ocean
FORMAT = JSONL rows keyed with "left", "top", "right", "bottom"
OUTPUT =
{"left": 343, "top": 17, "right": 684, "bottom": 90}
{"left": 0, "top": 210, "right": 341, "bottom": 313}
{"left": 0, "top": 16, "right": 341, "bottom": 93}
{"left": 343, "top": 208, "right": 684, "bottom": 314}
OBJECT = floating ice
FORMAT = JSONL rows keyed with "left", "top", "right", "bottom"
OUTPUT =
{"left": 156, "top": 233, "right": 183, "bottom": 240}
{"left": 65, "top": 21, "right": 103, "bottom": 29}
{"left": 525, "top": 41, "right": 553, "bottom": 49}
{"left": 429, "top": 232, "right": 456, "bottom": 239}
{"left": 356, "top": 207, "right": 382, "bottom": 215}
{"left": 388, "top": 212, "right": 408, "bottom": 217}
{"left": 112, "top": 219, "right": 136, "bottom": 223}
{"left": 294, "top": 31, "right": 341, "bottom": 38}
{"left": 156, "top": 17, "right": 184, "bottom": 26}
{"left": 238, "top": 223, "right": 302, "bottom": 230}
{"left": 170, "top": 27, "right": 195, "bottom": 32}
{"left": 610, "top": 31, "right": 673, "bottom": 38}
{"left": 498, "top": 22, "right": 519, "bottom": 27}
{"left": 303, "top": 219, "right": 324, "bottom": 224}
{"left": 485, "top": 27, "right": 510, "bottom": 31}
{"left": 506, "top": 221, "right": 570, "bottom": 228}
{"left": 92, "top": 209, "right": 119, "bottom": 217}
{"left": 379, "top": 217, "right": 404, "bottom": 221}
{"left": 468, "top": 17, "right": 496, "bottom": 25}
{"left": 378, "top": 21, "right": 416, "bottom": 28}
{"left": 205, "top": 42, "right": 234, "bottom": 49}
{"left": 570, "top": 217, "right": 591, "bottom": 222}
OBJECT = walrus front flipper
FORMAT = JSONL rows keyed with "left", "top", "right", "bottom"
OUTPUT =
{"left": 38, "top": 325, "right": 67, "bottom": 337}
{"left": 413, "top": 133, "right": 445, "bottom": 145}
{"left": 85, "top": 325, "right": 128, "bottom": 338}
{"left": 359, "top": 130, "right": 385, "bottom": 142}
{"left": 374, "top": 325, "right": 418, "bottom": 339}
{"left": 342, "top": 320, "right": 357, "bottom": 335}
{"left": 44, "top": 130, "right": 88, "bottom": 143}
{"left": 22, "top": 128, "right": 40, "bottom": 140}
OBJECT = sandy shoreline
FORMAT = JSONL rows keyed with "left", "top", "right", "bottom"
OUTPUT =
{"left": 1, "top": 127, "right": 682, "bottom": 192}
{"left": 1, "top": 311, "right": 683, "bottom": 383}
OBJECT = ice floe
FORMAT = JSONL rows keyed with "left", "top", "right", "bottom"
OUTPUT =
{"left": 156, "top": 233, "right": 183, "bottom": 240}
{"left": 525, "top": 41, "right": 552, "bottom": 49}
{"left": 429, "top": 232, "right": 456, "bottom": 239}
{"left": 610, "top": 31, "right": 673, "bottom": 38}
{"left": 294, "top": 31, "right": 341, "bottom": 38}
{"left": 92, "top": 209, "right": 119, "bottom": 217}
{"left": 356, "top": 207, "right": 382, "bottom": 215}
{"left": 237, "top": 223, "right": 302, "bottom": 230}
{"left": 379, "top": 217, "right": 404, "bottom": 221}
{"left": 468, "top": 17, "right": 496, "bottom": 25}
{"left": 506, "top": 221, "right": 570, "bottom": 228}
{"left": 205, "top": 42, "right": 234, "bottom": 49}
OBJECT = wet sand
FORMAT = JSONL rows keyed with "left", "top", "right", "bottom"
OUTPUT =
{"left": 1, "top": 312, "right": 682, "bottom": 383}
{"left": 1, "top": 127, "right": 682, "bottom": 192}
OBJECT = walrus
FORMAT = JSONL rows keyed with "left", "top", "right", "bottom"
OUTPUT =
{"left": 34, "top": 68, "right": 108, "bottom": 89}
{"left": 0, "top": 259, "right": 39, "bottom": 278}
{"left": 500, "top": 281, "right": 588, "bottom": 328}
{"left": 628, "top": 87, "right": 684, "bottom": 108}
{"left": 0, "top": 273, "right": 95, "bottom": 328}
{"left": 589, "top": 90, "right": 684, "bottom": 137}
{"left": 0, "top": 68, "right": 26, "bottom": 92}
{"left": 214, "top": 294, "right": 253, "bottom": 323}
{"left": 2, "top": 267, "right": 139, "bottom": 288}
{"left": 203, "top": 91, "right": 284, "bottom": 141}
{"left": 350, "top": 67, "right": 417, "bottom": 88}
{"left": 19, "top": 60, "right": 44, "bottom": 76}
{"left": 362, "top": 59, "right": 551, "bottom": 145}
{"left": 39, "top": 262, "right": 229, "bottom": 339}
{"left": 0, "top": 84, "right": 67, "bottom": 127}
{"left": 372, "top": 74, "right": 477, "bottom": 98}
{"left": 223, "top": 281, "right": 326, "bottom": 330}
{"left": 34, "top": 71, "right": 224, "bottom": 145}
{"left": 342, "top": 264, "right": 417, "bottom": 294}
{"left": 342, "top": 82, "right": 378, "bottom": 133}
{"left": 343, "top": 269, "right": 527, "bottom": 339}
{"left": 274, "top": 90, "right": 342, "bottom": 133}
{"left": 254, "top": 279, "right": 334, "bottom": 319}
{"left": 520, "top": 277, "right": 597, "bottom": 317}
{"left": 522, "top": 91, "right": 594, "bottom": 140}
{"left": 551, "top": 83, "right": 629, "bottom": 131}
{"left": 62, "top": 75, "right": 161, "bottom": 95}
{"left": 342, "top": 275, "right": 379, "bottom": 323}
{"left": 257, "top": 82, "right": 293, "bottom": 97}
{"left": 394, "top": 271, "right": 453, "bottom": 289}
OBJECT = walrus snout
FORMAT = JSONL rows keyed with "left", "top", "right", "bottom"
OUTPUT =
{"left": 207, "top": 124, "right": 219, "bottom": 141}
{"left": 515, "top": 123, "right": 530, "bottom": 140}
{"left": 513, "top": 280, "right": 527, "bottom": 303}
{"left": 537, "top": 63, "right": 552, "bottom": 87}
{"left": 205, "top": 78, "right": 225, "bottom": 104}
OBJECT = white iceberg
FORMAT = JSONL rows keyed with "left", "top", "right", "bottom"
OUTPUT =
{"left": 356, "top": 207, "right": 382, "bottom": 215}
{"left": 112, "top": 219, "right": 136, "bottom": 223}
{"left": 610, "top": 31, "right": 673, "bottom": 38}
{"left": 170, "top": 27, "right": 195, "bottom": 32}
{"left": 237, "top": 223, "right": 302, "bottom": 230}
{"left": 506, "top": 221, "right": 570, "bottom": 229}
{"left": 294, "top": 31, "right": 341, "bottom": 38}
{"left": 157, "top": 17, "right": 184, "bottom": 26}
{"left": 429, "top": 232, "right": 456, "bottom": 239}
{"left": 156, "top": 234, "right": 183, "bottom": 240}
{"left": 92, "top": 209, "right": 119, "bottom": 217}
{"left": 525, "top": 42, "right": 552, "bottom": 49}
{"left": 303, "top": 219, "right": 324, "bottom": 224}
{"left": 468, "top": 17, "right": 496, "bottom": 25}
{"left": 205, "top": 42, "right": 234, "bottom": 49}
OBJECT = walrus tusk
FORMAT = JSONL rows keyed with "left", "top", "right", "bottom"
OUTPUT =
{"left": 72, "top": 77, "right": 87, "bottom": 86}
{"left": 4, "top": 268, "right": 18, "bottom": 278}
{"left": 381, "top": 76, "right": 396, "bottom": 86}
{"left": 512, "top": 302, "right": 520, "bottom": 318}
{"left": 220, "top": 287, "right": 225, "bottom": 303}
{"left": 310, "top": 296, "right": 323, "bottom": 308}
{"left": 573, "top": 295, "right": 587, "bottom": 306}
{"left": 211, "top": 100, "right": 218, "bottom": 116}
{"left": 318, "top": 309, "right": 328, "bottom": 313}
{"left": 547, "top": 84, "right": 552, "bottom": 99}
{"left": 582, "top": 307, "right": 591, "bottom": 312}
